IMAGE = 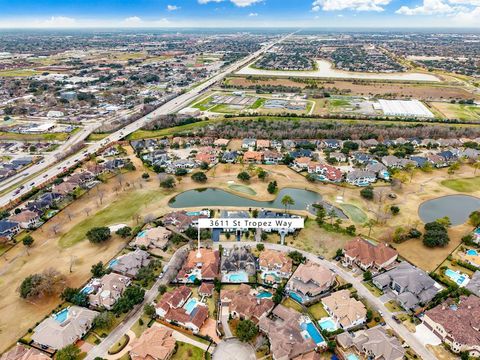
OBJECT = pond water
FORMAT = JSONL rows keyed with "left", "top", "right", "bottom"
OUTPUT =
{"left": 168, "top": 187, "right": 346, "bottom": 218}
{"left": 418, "top": 195, "right": 480, "bottom": 225}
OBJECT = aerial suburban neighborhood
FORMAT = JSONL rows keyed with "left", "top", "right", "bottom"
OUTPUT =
{"left": 0, "top": 3, "right": 480, "bottom": 360}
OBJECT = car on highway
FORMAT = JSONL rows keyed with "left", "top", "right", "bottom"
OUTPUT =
{"left": 29, "top": 182, "right": 35, "bottom": 186}
{"left": 43, "top": 174, "right": 48, "bottom": 178}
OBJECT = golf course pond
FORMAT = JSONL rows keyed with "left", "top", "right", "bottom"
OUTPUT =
{"left": 168, "top": 187, "right": 347, "bottom": 218}
{"left": 418, "top": 195, "right": 480, "bottom": 225}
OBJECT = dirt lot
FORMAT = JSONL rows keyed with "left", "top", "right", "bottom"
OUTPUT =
{"left": 226, "top": 76, "right": 477, "bottom": 101}
{"left": 430, "top": 101, "right": 480, "bottom": 121}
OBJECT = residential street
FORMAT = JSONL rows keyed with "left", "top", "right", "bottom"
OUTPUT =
{"left": 218, "top": 241, "right": 437, "bottom": 360}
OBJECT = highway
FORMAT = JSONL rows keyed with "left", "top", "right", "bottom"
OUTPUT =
{"left": 0, "top": 33, "right": 290, "bottom": 209}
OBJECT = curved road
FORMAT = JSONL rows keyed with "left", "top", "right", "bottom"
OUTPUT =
{"left": 219, "top": 241, "right": 436, "bottom": 360}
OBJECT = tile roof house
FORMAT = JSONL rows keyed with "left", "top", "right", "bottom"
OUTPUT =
{"left": 129, "top": 326, "right": 176, "bottom": 360}
{"left": 132, "top": 226, "right": 171, "bottom": 250}
{"left": 243, "top": 151, "right": 263, "bottom": 164}
{"left": 163, "top": 210, "right": 208, "bottom": 232}
{"left": 286, "top": 261, "right": 336, "bottom": 303}
{"left": 256, "top": 139, "right": 271, "bottom": 149}
{"left": 343, "top": 238, "right": 398, "bottom": 271}
{"left": 220, "top": 246, "right": 256, "bottom": 277}
{"left": 31, "top": 306, "right": 98, "bottom": 350}
{"left": 259, "top": 249, "right": 293, "bottom": 281}
{"left": 156, "top": 286, "right": 209, "bottom": 333}
{"left": 52, "top": 181, "right": 79, "bottom": 196}
{"left": 423, "top": 295, "right": 480, "bottom": 357}
{"left": 155, "top": 286, "right": 192, "bottom": 318}
{"left": 307, "top": 162, "right": 343, "bottom": 182}
{"left": 336, "top": 325, "right": 405, "bottom": 360}
{"left": 345, "top": 170, "right": 376, "bottom": 186}
{"left": 0, "top": 345, "right": 50, "bottom": 360}
{"left": 322, "top": 290, "right": 367, "bottom": 330}
{"left": 213, "top": 139, "right": 230, "bottom": 147}
{"left": 262, "top": 150, "right": 283, "bottom": 165}
{"left": 8, "top": 210, "right": 41, "bottom": 229}
{"left": 372, "top": 262, "right": 441, "bottom": 311}
{"left": 293, "top": 157, "right": 312, "bottom": 170}
{"left": 198, "top": 282, "right": 214, "bottom": 297}
{"left": 110, "top": 249, "right": 151, "bottom": 278}
{"left": 195, "top": 152, "right": 217, "bottom": 165}
{"left": 87, "top": 273, "right": 131, "bottom": 310}
{"left": 259, "top": 304, "right": 317, "bottom": 360}
{"left": 466, "top": 271, "right": 480, "bottom": 297}
{"left": 220, "top": 284, "right": 274, "bottom": 323}
{"left": 177, "top": 248, "right": 220, "bottom": 282}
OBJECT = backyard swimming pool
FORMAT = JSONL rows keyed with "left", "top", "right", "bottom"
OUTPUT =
{"left": 54, "top": 308, "right": 69, "bottom": 323}
{"left": 301, "top": 320, "right": 324, "bottom": 345}
{"left": 183, "top": 298, "right": 199, "bottom": 315}
{"left": 445, "top": 268, "right": 469, "bottom": 286}
{"left": 318, "top": 318, "right": 337, "bottom": 332}
{"left": 108, "top": 259, "right": 119, "bottom": 268}
{"left": 346, "top": 354, "right": 359, "bottom": 360}
{"left": 223, "top": 271, "right": 248, "bottom": 283}
{"left": 467, "top": 249, "right": 479, "bottom": 256}
{"left": 81, "top": 285, "right": 94, "bottom": 294}
{"left": 137, "top": 230, "right": 147, "bottom": 238}
{"left": 289, "top": 291, "right": 304, "bottom": 303}
{"left": 256, "top": 291, "right": 273, "bottom": 299}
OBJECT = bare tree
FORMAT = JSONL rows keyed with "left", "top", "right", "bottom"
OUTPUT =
{"left": 144, "top": 214, "right": 156, "bottom": 224}
{"left": 51, "top": 224, "right": 61, "bottom": 235}
{"left": 84, "top": 207, "right": 92, "bottom": 216}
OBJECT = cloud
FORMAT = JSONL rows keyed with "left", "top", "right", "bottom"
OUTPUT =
{"left": 198, "top": 0, "right": 261, "bottom": 6}
{"left": 123, "top": 16, "right": 143, "bottom": 25}
{"left": 312, "top": 0, "right": 390, "bottom": 11}
{"left": 452, "top": 4, "right": 480, "bottom": 20}
{"left": 396, "top": 0, "right": 471, "bottom": 15}
{"left": 167, "top": 5, "right": 180, "bottom": 11}
{"left": 43, "top": 16, "right": 76, "bottom": 27}
{"left": 248, "top": 12, "right": 259, "bottom": 16}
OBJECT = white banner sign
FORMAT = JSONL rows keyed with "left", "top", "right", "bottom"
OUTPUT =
{"left": 198, "top": 218, "right": 304, "bottom": 230}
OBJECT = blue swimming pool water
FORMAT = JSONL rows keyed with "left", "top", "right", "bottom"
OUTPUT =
{"left": 346, "top": 354, "right": 359, "bottom": 360}
{"left": 81, "top": 286, "right": 94, "bottom": 294}
{"left": 290, "top": 291, "right": 304, "bottom": 303}
{"left": 108, "top": 259, "right": 119, "bottom": 268}
{"left": 318, "top": 318, "right": 337, "bottom": 331}
{"left": 256, "top": 291, "right": 273, "bottom": 299}
{"left": 186, "top": 211, "right": 202, "bottom": 216}
{"left": 188, "top": 274, "right": 197, "bottom": 282}
{"left": 54, "top": 308, "right": 69, "bottom": 323}
{"left": 467, "top": 249, "right": 479, "bottom": 256}
{"left": 475, "top": 228, "right": 480, "bottom": 235}
{"left": 445, "top": 268, "right": 467, "bottom": 285}
{"left": 137, "top": 230, "right": 146, "bottom": 238}
{"left": 302, "top": 321, "right": 324, "bottom": 345}
{"left": 227, "top": 271, "right": 248, "bottom": 283}
{"left": 183, "top": 298, "right": 198, "bottom": 314}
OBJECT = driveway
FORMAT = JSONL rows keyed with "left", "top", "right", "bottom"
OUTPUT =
{"left": 414, "top": 324, "right": 442, "bottom": 347}
{"left": 218, "top": 241, "right": 437, "bottom": 360}
{"left": 220, "top": 306, "right": 233, "bottom": 338}
{"left": 212, "top": 339, "right": 256, "bottom": 360}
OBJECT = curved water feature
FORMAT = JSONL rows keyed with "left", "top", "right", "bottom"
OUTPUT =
{"left": 168, "top": 187, "right": 347, "bottom": 218}
{"left": 418, "top": 195, "right": 480, "bottom": 225}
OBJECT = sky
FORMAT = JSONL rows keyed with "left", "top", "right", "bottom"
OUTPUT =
{"left": 0, "top": 0, "right": 479, "bottom": 28}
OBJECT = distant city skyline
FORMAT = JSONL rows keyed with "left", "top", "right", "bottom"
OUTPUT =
{"left": 0, "top": 0, "right": 479, "bottom": 28}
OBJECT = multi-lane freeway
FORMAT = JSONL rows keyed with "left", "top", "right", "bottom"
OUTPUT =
{"left": 0, "top": 33, "right": 292, "bottom": 209}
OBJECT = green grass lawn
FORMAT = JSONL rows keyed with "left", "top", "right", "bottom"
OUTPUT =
{"left": 108, "top": 334, "right": 129, "bottom": 355}
{"left": 441, "top": 176, "right": 480, "bottom": 192}
{"left": 130, "top": 315, "right": 151, "bottom": 337}
{"left": 0, "top": 131, "right": 71, "bottom": 141}
{"left": 228, "top": 184, "right": 257, "bottom": 195}
{"left": 363, "top": 281, "right": 383, "bottom": 297}
{"left": 58, "top": 189, "right": 165, "bottom": 248}
{"left": 385, "top": 300, "right": 403, "bottom": 313}
{"left": 308, "top": 302, "right": 329, "bottom": 319}
{"left": 86, "top": 133, "right": 110, "bottom": 141}
{"left": 171, "top": 342, "right": 205, "bottom": 360}
{"left": 250, "top": 98, "right": 266, "bottom": 109}
{"left": 340, "top": 203, "right": 368, "bottom": 223}
{"left": 281, "top": 297, "right": 304, "bottom": 313}
{"left": 0, "top": 69, "right": 43, "bottom": 77}
{"left": 209, "top": 104, "right": 242, "bottom": 114}
{"left": 192, "top": 96, "right": 214, "bottom": 111}
{"left": 328, "top": 99, "right": 350, "bottom": 108}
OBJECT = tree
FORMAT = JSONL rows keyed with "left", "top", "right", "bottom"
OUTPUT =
{"left": 236, "top": 319, "right": 258, "bottom": 342}
{"left": 423, "top": 221, "right": 450, "bottom": 248}
{"left": 91, "top": 261, "right": 106, "bottom": 277}
{"left": 288, "top": 250, "right": 306, "bottom": 265}
{"left": 191, "top": 172, "right": 208, "bottom": 183}
{"left": 360, "top": 186, "right": 374, "bottom": 200}
{"left": 363, "top": 271, "right": 372, "bottom": 281}
{"left": 281, "top": 195, "right": 294, "bottom": 214}
{"left": 144, "top": 303, "right": 156, "bottom": 318}
{"left": 346, "top": 225, "right": 356, "bottom": 236}
{"left": 19, "top": 268, "right": 66, "bottom": 299}
{"left": 141, "top": 172, "right": 150, "bottom": 180}
{"left": 256, "top": 243, "right": 265, "bottom": 252}
{"left": 22, "top": 235, "right": 34, "bottom": 255}
{"left": 113, "top": 286, "right": 145, "bottom": 314}
{"left": 327, "top": 208, "right": 337, "bottom": 225}
{"left": 175, "top": 168, "right": 188, "bottom": 176}
{"left": 86, "top": 227, "right": 111, "bottom": 244}
{"left": 306, "top": 173, "right": 316, "bottom": 182}
{"left": 160, "top": 176, "right": 175, "bottom": 189}
{"left": 267, "top": 181, "right": 277, "bottom": 194}
{"left": 335, "top": 248, "right": 343, "bottom": 258}
{"left": 390, "top": 206, "right": 400, "bottom": 215}
{"left": 61, "top": 287, "right": 89, "bottom": 307}
{"left": 116, "top": 226, "right": 132, "bottom": 238}
{"left": 469, "top": 210, "right": 480, "bottom": 228}
{"left": 273, "top": 285, "right": 284, "bottom": 304}
{"left": 237, "top": 171, "right": 251, "bottom": 182}
{"left": 258, "top": 169, "right": 268, "bottom": 181}
{"left": 56, "top": 345, "right": 81, "bottom": 360}
{"left": 158, "top": 284, "right": 167, "bottom": 295}
{"left": 315, "top": 205, "right": 326, "bottom": 225}
{"left": 93, "top": 312, "right": 115, "bottom": 330}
